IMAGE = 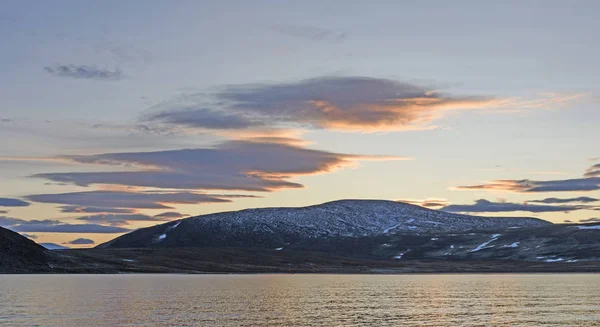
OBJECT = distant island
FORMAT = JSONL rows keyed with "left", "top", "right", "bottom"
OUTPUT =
{"left": 2, "top": 200, "right": 600, "bottom": 274}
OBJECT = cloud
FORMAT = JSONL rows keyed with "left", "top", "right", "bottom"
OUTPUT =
{"left": 76, "top": 213, "right": 170, "bottom": 226}
{"left": 397, "top": 198, "right": 449, "bottom": 208}
{"left": 0, "top": 216, "right": 25, "bottom": 226}
{"left": 528, "top": 197, "right": 598, "bottom": 204}
{"left": 30, "top": 139, "right": 405, "bottom": 192}
{"left": 146, "top": 108, "right": 264, "bottom": 130}
{"left": 441, "top": 199, "right": 587, "bottom": 213}
{"left": 0, "top": 216, "right": 129, "bottom": 233}
{"left": 19, "top": 233, "right": 37, "bottom": 239}
{"left": 456, "top": 163, "right": 600, "bottom": 193}
{"left": 44, "top": 64, "right": 123, "bottom": 81}
{"left": 27, "top": 191, "right": 236, "bottom": 209}
{"left": 149, "top": 76, "right": 499, "bottom": 132}
{"left": 0, "top": 198, "right": 30, "bottom": 207}
{"left": 147, "top": 76, "right": 584, "bottom": 133}
{"left": 13, "top": 223, "right": 129, "bottom": 233}
{"left": 153, "top": 212, "right": 189, "bottom": 219}
{"left": 58, "top": 206, "right": 136, "bottom": 214}
{"left": 63, "top": 238, "right": 95, "bottom": 245}
{"left": 580, "top": 217, "right": 600, "bottom": 223}
{"left": 585, "top": 164, "right": 600, "bottom": 177}
{"left": 271, "top": 24, "right": 347, "bottom": 42}
{"left": 454, "top": 177, "right": 600, "bottom": 193}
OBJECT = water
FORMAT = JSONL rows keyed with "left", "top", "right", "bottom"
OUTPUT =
{"left": 1, "top": 274, "right": 599, "bottom": 326}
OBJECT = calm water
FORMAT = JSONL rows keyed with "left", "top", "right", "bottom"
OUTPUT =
{"left": 1, "top": 274, "right": 599, "bottom": 326}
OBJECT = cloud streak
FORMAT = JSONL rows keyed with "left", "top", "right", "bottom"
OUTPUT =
{"left": 30, "top": 139, "right": 405, "bottom": 192}
{"left": 0, "top": 198, "right": 30, "bottom": 207}
{"left": 455, "top": 177, "right": 600, "bottom": 193}
{"left": 528, "top": 197, "right": 598, "bottom": 204}
{"left": 585, "top": 164, "right": 600, "bottom": 177}
{"left": 455, "top": 163, "right": 600, "bottom": 193}
{"left": 27, "top": 191, "right": 236, "bottom": 209}
{"left": 76, "top": 213, "right": 171, "bottom": 226}
{"left": 149, "top": 76, "right": 500, "bottom": 132}
{"left": 58, "top": 206, "right": 137, "bottom": 214}
{"left": 442, "top": 199, "right": 587, "bottom": 213}
{"left": 44, "top": 64, "right": 123, "bottom": 81}
{"left": 0, "top": 216, "right": 129, "bottom": 233}
{"left": 147, "top": 76, "right": 585, "bottom": 134}
{"left": 397, "top": 198, "right": 449, "bottom": 208}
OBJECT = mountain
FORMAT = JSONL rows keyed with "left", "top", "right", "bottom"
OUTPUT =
{"left": 0, "top": 226, "right": 51, "bottom": 273}
{"left": 99, "top": 200, "right": 550, "bottom": 249}
{"left": 40, "top": 243, "right": 70, "bottom": 250}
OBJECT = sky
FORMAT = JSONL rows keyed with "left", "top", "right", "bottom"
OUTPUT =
{"left": 1, "top": 0, "right": 599, "bottom": 247}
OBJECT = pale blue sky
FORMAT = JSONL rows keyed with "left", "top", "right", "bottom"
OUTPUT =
{"left": 1, "top": 0, "right": 598, "bottom": 246}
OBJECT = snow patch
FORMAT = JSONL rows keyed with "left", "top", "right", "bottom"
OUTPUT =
{"left": 158, "top": 234, "right": 166, "bottom": 240}
{"left": 406, "top": 218, "right": 415, "bottom": 224}
{"left": 393, "top": 250, "right": 410, "bottom": 260}
{"left": 122, "top": 259, "right": 136, "bottom": 262}
{"left": 470, "top": 234, "right": 501, "bottom": 253}
{"left": 450, "top": 244, "right": 455, "bottom": 249}
{"left": 545, "top": 258, "right": 564, "bottom": 262}
{"left": 430, "top": 237, "right": 438, "bottom": 241}
{"left": 501, "top": 242, "right": 520, "bottom": 248}
{"left": 383, "top": 223, "right": 401, "bottom": 233}
{"left": 275, "top": 247, "right": 283, "bottom": 251}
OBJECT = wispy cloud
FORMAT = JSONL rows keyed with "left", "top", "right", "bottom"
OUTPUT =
{"left": 153, "top": 211, "right": 188, "bottom": 219}
{"left": 30, "top": 139, "right": 406, "bottom": 192}
{"left": 580, "top": 217, "right": 600, "bottom": 223}
{"left": 58, "top": 206, "right": 136, "bottom": 214}
{"left": 0, "top": 216, "right": 129, "bottom": 233}
{"left": 0, "top": 198, "right": 30, "bottom": 207}
{"left": 20, "top": 233, "right": 37, "bottom": 239}
{"left": 397, "top": 198, "right": 449, "bottom": 208}
{"left": 44, "top": 64, "right": 124, "bottom": 81}
{"left": 442, "top": 199, "right": 588, "bottom": 213}
{"left": 147, "top": 76, "right": 585, "bottom": 133}
{"left": 455, "top": 162, "right": 600, "bottom": 193}
{"left": 585, "top": 164, "right": 600, "bottom": 177}
{"left": 454, "top": 177, "right": 600, "bottom": 193}
{"left": 528, "top": 197, "right": 598, "bottom": 204}
{"left": 76, "top": 213, "right": 169, "bottom": 226}
{"left": 27, "top": 191, "right": 238, "bottom": 209}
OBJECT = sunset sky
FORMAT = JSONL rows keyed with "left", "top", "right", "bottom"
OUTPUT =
{"left": 1, "top": 1, "right": 599, "bottom": 247}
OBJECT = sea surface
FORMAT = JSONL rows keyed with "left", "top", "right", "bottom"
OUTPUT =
{"left": 1, "top": 274, "right": 599, "bottom": 326}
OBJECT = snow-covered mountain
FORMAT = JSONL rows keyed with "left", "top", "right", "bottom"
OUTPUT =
{"left": 98, "top": 200, "right": 550, "bottom": 249}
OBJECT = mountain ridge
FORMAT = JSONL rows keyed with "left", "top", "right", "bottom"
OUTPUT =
{"left": 98, "top": 199, "right": 550, "bottom": 249}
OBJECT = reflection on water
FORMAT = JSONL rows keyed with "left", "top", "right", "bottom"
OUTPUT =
{"left": 1, "top": 274, "right": 600, "bottom": 326}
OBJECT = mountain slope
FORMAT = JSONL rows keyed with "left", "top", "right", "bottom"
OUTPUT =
{"left": 0, "top": 226, "right": 51, "bottom": 273}
{"left": 99, "top": 200, "right": 550, "bottom": 249}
